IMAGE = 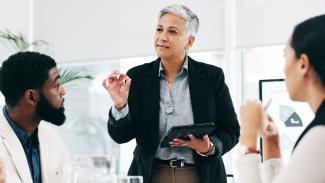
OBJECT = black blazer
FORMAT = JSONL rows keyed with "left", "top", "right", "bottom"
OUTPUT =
{"left": 108, "top": 57, "right": 240, "bottom": 183}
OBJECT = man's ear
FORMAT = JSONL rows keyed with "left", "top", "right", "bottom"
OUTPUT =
{"left": 298, "top": 54, "right": 311, "bottom": 78}
{"left": 24, "top": 89, "right": 39, "bottom": 107}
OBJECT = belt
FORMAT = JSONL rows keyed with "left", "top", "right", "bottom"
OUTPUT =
{"left": 154, "top": 159, "right": 195, "bottom": 168}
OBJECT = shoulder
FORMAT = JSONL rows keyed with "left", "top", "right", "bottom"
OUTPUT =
{"left": 272, "top": 126, "right": 325, "bottom": 182}
{"left": 38, "top": 123, "right": 70, "bottom": 180}
{"left": 188, "top": 57, "right": 226, "bottom": 87}
{"left": 38, "top": 122, "right": 68, "bottom": 150}
{"left": 39, "top": 122, "right": 61, "bottom": 138}
{"left": 127, "top": 59, "right": 159, "bottom": 78}
{"left": 188, "top": 57, "right": 224, "bottom": 76}
{"left": 296, "top": 125, "right": 325, "bottom": 147}
{"left": 39, "top": 122, "right": 70, "bottom": 158}
{"left": 292, "top": 125, "right": 325, "bottom": 159}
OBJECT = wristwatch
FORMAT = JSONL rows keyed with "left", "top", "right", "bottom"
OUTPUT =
{"left": 196, "top": 141, "right": 215, "bottom": 157}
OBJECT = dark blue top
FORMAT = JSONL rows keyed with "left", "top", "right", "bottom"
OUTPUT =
{"left": 3, "top": 107, "right": 41, "bottom": 183}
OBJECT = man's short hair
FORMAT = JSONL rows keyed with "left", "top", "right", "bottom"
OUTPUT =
{"left": 0, "top": 51, "right": 57, "bottom": 107}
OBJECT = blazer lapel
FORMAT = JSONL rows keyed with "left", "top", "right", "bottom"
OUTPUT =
{"left": 0, "top": 112, "right": 33, "bottom": 183}
{"left": 38, "top": 124, "right": 50, "bottom": 183}
{"left": 143, "top": 59, "right": 160, "bottom": 151}
{"left": 188, "top": 58, "right": 210, "bottom": 124}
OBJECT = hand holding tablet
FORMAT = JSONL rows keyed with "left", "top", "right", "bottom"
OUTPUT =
{"left": 160, "top": 123, "right": 217, "bottom": 148}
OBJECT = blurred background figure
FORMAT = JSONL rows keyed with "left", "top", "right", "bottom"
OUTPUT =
{"left": 236, "top": 14, "right": 325, "bottom": 183}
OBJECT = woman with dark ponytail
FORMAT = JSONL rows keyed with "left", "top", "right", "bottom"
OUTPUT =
{"left": 236, "top": 14, "right": 325, "bottom": 183}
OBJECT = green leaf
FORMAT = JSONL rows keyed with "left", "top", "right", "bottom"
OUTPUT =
{"left": 60, "top": 68, "right": 94, "bottom": 85}
{"left": 0, "top": 29, "right": 48, "bottom": 51}
{"left": 1, "top": 29, "right": 94, "bottom": 85}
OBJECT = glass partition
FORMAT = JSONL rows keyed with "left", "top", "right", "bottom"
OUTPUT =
{"left": 242, "top": 45, "right": 285, "bottom": 100}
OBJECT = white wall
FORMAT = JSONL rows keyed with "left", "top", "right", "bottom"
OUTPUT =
{"left": 237, "top": 0, "right": 325, "bottom": 47}
{"left": 0, "top": 0, "right": 29, "bottom": 36}
{"left": 0, "top": 0, "right": 30, "bottom": 61}
{"left": 33, "top": 0, "right": 225, "bottom": 63}
{"left": 3, "top": 1, "right": 325, "bottom": 61}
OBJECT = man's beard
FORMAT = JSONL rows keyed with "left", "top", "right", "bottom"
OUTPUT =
{"left": 36, "top": 92, "right": 66, "bottom": 126}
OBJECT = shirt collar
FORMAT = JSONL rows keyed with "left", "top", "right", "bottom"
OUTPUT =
{"left": 158, "top": 55, "right": 189, "bottom": 77}
{"left": 3, "top": 107, "right": 39, "bottom": 149}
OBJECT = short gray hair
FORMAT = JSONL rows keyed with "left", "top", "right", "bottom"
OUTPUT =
{"left": 159, "top": 5, "right": 199, "bottom": 37}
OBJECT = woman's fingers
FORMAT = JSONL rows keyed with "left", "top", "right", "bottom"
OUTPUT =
{"left": 169, "top": 134, "right": 210, "bottom": 153}
{"left": 102, "top": 71, "right": 131, "bottom": 89}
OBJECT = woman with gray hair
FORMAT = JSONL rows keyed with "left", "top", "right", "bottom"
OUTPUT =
{"left": 103, "top": 4, "right": 239, "bottom": 183}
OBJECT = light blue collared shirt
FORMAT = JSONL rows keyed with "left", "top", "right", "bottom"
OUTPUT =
{"left": 154, "top": 56, "right": 195, "bottom": 163}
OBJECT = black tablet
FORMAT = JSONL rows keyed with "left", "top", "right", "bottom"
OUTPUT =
{"left": 160, "top": 123, "right": 217, "bottom": 148}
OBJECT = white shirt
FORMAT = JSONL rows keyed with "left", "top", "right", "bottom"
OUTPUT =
{"left": 235, "top": 126, "right": 325, "bottom": 183}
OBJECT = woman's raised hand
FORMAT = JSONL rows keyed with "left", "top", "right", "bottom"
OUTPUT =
{"left": 102, "top": 70, "right": 131, "bottom": 109}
